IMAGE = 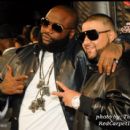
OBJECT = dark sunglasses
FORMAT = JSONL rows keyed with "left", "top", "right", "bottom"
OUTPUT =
{"left": 77, "top": 29, "right": 110, "bottom": 43}
{"left": 41, "top": 17, "right": 65, "bottom": 33}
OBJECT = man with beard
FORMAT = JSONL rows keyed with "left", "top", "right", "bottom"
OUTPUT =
{"left": 0, "top": 6, "right": 123, "bottom": 130}
{"left": 52, "top": 13, "right": 130, "bottom": 130}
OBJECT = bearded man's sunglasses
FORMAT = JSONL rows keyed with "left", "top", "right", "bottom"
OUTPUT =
{"left": 41, "top": 17, "right": 73, "bottom": 33}
{"left": 77, "top": 29, "right": 110, "bottom": 43}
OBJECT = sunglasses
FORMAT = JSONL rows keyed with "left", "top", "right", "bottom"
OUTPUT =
{"left": 41, "top": 17, "right": 70, "bottom": 33}
{"left": 77, "top": 29, "right": 110, "bottom": 43}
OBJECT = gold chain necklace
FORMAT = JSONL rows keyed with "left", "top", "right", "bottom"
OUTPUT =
{"left": 29, "top": 52, "right": 54, "bottom": 112}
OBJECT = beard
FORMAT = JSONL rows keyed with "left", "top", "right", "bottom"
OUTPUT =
{"left": 39, "top": 34, "right": 70, "bottom": 53}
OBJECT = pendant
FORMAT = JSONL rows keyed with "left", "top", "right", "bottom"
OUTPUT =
{"left": 37, "top": 80, "right": 45, "bottom": 88}
{"left": 43, "top": 85, "right": 50, "bottom": 96}
{"left": 37, "top": 97, "right": 45, "bottom": 110}
{"left": 29, "top": 100, "right": 38, "bottom": 113}
{"left": 29, "top": 97, "right": 45, "bottom": 112}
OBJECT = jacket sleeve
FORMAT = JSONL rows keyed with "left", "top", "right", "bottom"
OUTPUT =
{"left": 0, "top": 97, "right": 9, "bottom": 119}
{"left": 79, "top": 91, "right": 130, "bottom": 129}
{"left": 0, "top": 49, "right": 16, "bottom": 115}
{"left": 0, "top": 79, "right": 9, "bottom": 113}
{"left": 78, "top": 64, "right": 130, "bottom": 128}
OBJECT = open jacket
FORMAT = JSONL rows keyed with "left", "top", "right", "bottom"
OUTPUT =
{"left": 74, "top": 56, "right": 130, "bottom": 130}
{"left": 0, "top": 41, "right": 89, "bottom": 130}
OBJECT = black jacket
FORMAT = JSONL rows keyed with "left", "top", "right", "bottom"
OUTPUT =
{"left": 74, "top": 57, "right": 130, "bottom": 130}
{"left": 0, "top": 41, "right": 89, "bottom": 130}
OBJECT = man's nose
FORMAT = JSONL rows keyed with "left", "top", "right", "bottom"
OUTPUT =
{"left": 46, "top": 24, "right": 53, "bottom": 32}
{"left": 83, "top": 36, "right": 92, "bottom": 45}
{"left": 41, "top": 24, "right": 53, "bottom": 33}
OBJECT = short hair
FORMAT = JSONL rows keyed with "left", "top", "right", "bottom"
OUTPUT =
{"left": 15, "top": 35, "right": 27, "bottom": 46}
{"left": 86, "top": 13, "right": 116, "bottom": 32}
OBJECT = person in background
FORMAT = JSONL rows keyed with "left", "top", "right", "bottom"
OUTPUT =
{"left": 30, "top": 26, "right": 40, "bottom": 44}
{"left": 14, "top": 35, "right": 27, "bottom": 48}
{"left": 0, "top": 23, "right": 17, "bottom": 130}
{"left": 0, "top": 6, "right": 123, "bottom": 130}
{"left": 22, "top": 24, "right": 32, "bottom": 44}
{"left": 52, "top": 13, "right": 130, "bottom": 130}
{"left": 0, "top": 24, "right": 16, "bottom": 55}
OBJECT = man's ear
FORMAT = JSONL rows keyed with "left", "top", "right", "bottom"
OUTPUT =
{"left": 69, "top": 29, "right": 76, "bottom": 39}
{"left": 108, "top": 30, "right": 117, "bottom": 42}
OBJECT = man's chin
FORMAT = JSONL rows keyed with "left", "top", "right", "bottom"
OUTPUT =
{"left": 42, "top": 40, "right": 51, "bottom": 45}
{"left": 88, "top": 56, "right": 95, "bottom": 60}
{"left": 87, "top": 53, "right": 97, "bottom": 60}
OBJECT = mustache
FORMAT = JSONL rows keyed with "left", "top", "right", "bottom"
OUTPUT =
{"left": 40, "top": 32, "right": 55, "bottom": 41}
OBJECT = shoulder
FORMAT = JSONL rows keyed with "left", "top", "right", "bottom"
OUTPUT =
{"left": 122, "top": 50, "right": 130, "bottom": 67}
{"left": 3, "top": 47, "right": 16, "bottom": 56}
{"left": 2, "top": 44, "right": 35, "bottom": 56}
{"left": 107, "top": 57, "right": 130, "bottom": 94}
{"left": 117, "top": 54, "right": 130, "bottom": 74}
{"left": 2, "top": 44, "right": 40, "bottom": 63}
{"left": 16, "top": 44, "right": 39, "bottom": 54}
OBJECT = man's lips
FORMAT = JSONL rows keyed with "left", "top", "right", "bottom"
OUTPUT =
{"left": 41, "top": 33, "right": 54, "bottom": 43}
{"left": 42, "top": 34, "right": 51, "bottom": 40}
{"left": 84, "top": 45, "right": 95, "bottom": 51}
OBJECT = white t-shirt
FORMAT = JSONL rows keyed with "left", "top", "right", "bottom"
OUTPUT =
{"left": 19, "top": 51, "right": 68, "bottom": 130}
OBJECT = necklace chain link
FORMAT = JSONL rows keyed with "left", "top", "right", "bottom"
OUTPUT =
{"left": 29, "top": 52, "right": 54, "bottom": 112}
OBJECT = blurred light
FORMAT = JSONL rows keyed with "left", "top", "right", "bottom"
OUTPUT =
{"left": 123, "top": 1, "right": 130, "bottom": 6}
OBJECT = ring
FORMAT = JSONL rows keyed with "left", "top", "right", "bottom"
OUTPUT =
{"left": 114, "top": 59, "right": 119, "bottom": 64}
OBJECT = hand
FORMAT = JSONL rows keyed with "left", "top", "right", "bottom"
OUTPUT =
{"left": 52, "top": 81, "right": 81, "bottom": 107}
{"left": 97, "top": 43, "right": 123, "bottom": 75}
{"left": 0, "top": 65, "right": 28, "bottom": 95}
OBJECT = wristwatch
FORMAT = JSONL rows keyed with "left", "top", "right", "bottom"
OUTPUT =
{"left": 71, "top": 96, "right": 80, "bottom": 110}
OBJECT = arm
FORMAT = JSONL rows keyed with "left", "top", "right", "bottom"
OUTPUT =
{"left": 79, "top": 90, "right": 130, "bottom": 129}
{"left": 52, "top": 79, "right": 130, "bottom": 128}
{"left": 0, "top": 65, "right": 28, "bottom": 114}
{"left": 0, "top": 65, "right": 27, "bottom": 112}
{"left": 0, "top": 65, "right": 28, "bottom": 95}
{"left": 98, "top": 40, "right": 123, "bottom": 75}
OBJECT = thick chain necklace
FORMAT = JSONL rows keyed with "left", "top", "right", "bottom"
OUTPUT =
{"left": 29, "top": 52, "right": 54, "bottom": 112}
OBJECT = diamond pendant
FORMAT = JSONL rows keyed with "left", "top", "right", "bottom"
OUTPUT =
{"left": 29, "top": 97, "right": 45, "bottom": 112}
{"left": 43, "top": 85, "right": 50, "bottom": 96}
{"left": 37, "top": 80, "right": 45, "bottom": 88}
{"left": 37, "top": 97, "right": 45, "bottom": 110}
{"left": 29, "top": 100, "right": 38, "bottom": 113}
